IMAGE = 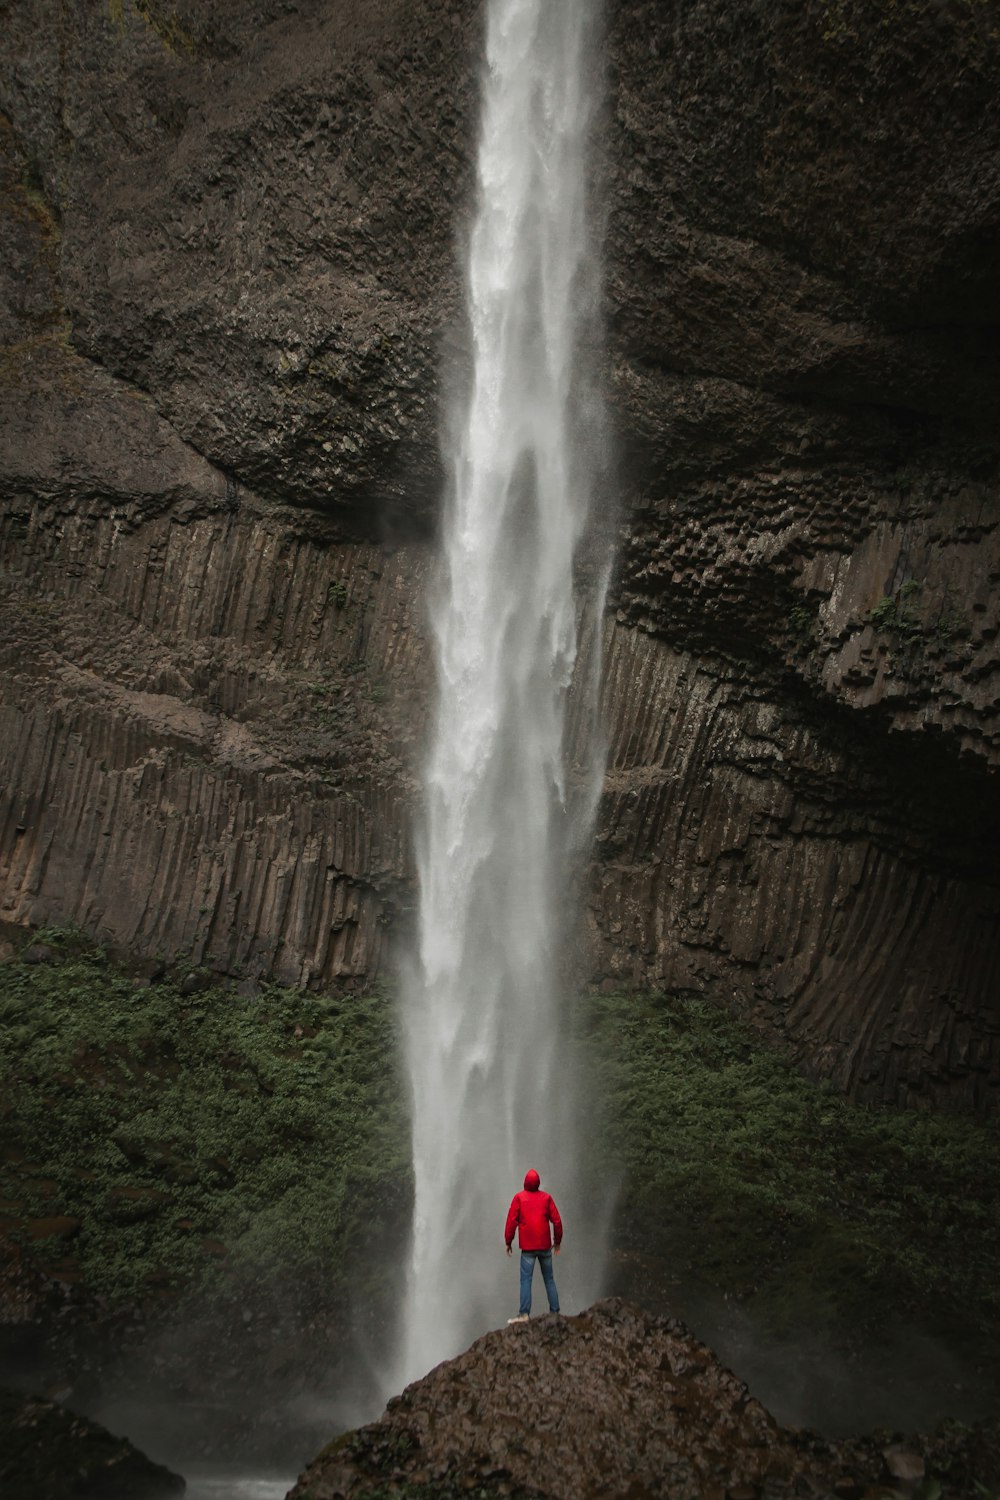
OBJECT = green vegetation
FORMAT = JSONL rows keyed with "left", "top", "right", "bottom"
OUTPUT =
{"left": 0, "top": 930, "right": 410, "bottom": 1311}
{"left": 788, "top": 601, "right": 816, "bottom": 644}
{"left": 17, "top": 156, "right": 61, "bottom": 242}
{"left": 869, "top": 578, "right": 924, "bottom": 641}
{"left": 579, "top": 989, "right": 1000, "bottom": 1340}
{"left": 3, "top": 936, "right": 998, "bottom": 1351}
{"left": 868, "top": 579, "right": 962, "bottom": 659}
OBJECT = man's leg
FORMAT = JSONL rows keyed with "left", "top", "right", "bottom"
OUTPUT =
{"left": 538, "top": 1250, "right": 559, "bottom": 1313}
{"left": 519, "top": 1251, "right": 536, "bottom": 1316}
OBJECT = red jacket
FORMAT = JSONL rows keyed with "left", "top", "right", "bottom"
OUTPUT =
{"left": 504, "top": 1170, "right": 563, "bottom": 1251}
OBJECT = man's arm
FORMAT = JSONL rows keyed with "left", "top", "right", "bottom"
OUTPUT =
{"left": 549, "top": 1195, "right": 563, "bottom": 1251}
{"left": 504, "top": 1194, "right": 520, "bottom": 1254}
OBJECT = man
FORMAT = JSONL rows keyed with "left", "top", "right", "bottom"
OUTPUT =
{"left": 504, "top": 1168, "right": 562, "bottom": 1322}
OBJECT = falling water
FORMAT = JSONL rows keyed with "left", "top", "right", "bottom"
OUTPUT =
{"left": 396, "top": 0, "right": 606, "bottom": 1385}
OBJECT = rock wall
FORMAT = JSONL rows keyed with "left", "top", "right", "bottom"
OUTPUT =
{"left": 585, "top": 625, "right": 1000, "bottom": 1110}
{"left": 1, "top": 0, "right": 998, "bottom": 1107}
{"left": 1, "top": 0, "right": 477, "bottom": 529}
{"left": 588, "top": 0, "right": 1000, "bottom": 1109}
{"left": 0, "top": 350, "right": 428, "bottom": 983}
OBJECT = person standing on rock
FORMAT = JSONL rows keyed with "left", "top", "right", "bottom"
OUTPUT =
{"left": 504, "top": 1168, "right": 562, "bottom": 1322}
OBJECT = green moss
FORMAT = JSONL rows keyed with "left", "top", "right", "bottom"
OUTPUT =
{"left": 0, "top": 934, "right": 410, "bottom": 1311}
{"left": 17, "top": 162, "right": 61, "bottom": 244}
{"left": 134, "top": 1, "right": 197, "bottom": 56}
{"left": 578, "top": 990, "right": 1000, "bottom": 1340}
{"left": 870, "top": 578, "right": 924, "bottom": 639}
{"left": 5, "top": 934, "right": 997, "bottom": 1352}
{"left": 867, "top": 579, "right": 967, "bottom": 663}
{"left": 788, "top": 601, "right": 816, "bottom": 644}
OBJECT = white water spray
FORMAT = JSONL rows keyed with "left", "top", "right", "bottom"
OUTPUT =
{"left": 396, "top": 0, "right": 606, "bottom": 1385}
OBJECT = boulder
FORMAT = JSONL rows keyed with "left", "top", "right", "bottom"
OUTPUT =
{"left": 0, "top": 1384, "right": 184, "bottom": 1499}
{"left": 289, "top": 1299, "right": 887, "bottom": 1499}
{"left": 289, "top": 1299, "right": 1000, "bottom": 1499}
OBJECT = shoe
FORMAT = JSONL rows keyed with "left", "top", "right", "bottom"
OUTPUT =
{"left": 507, "top": 1314, "right": 529, "bottom": 1324}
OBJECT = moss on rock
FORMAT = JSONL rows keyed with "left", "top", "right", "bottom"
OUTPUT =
{"left": 579, "top": 988, "right": 1000, "bottom": 1342}
{"left": 0, "top": 930, "right": 410, "bottom": 1317}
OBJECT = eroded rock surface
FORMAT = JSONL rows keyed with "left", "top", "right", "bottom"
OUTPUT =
{"left": 2, "top": 0, "right": 476, "bottom": 528}
{"left": 287, "top": 1299, "right": 999, "bottom": 1500}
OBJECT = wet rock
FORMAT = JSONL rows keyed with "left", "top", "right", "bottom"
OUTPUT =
{"left": 0, "top": 1384, "right": 185, "bottom": 1499}
{"left": 20, "top": 945, "right": 58, "bottom": 966}
{"left": 884, "top": 1446, "right": 926, "bottom": 1484}
{"left": 290, "top": 1299, "right": 892, "bottom": 1500}
{"left": 178, "top": 971, "right": 211, "bottom": 997}
{"left": 0, "top": 1236, "right": 48, "bottom": 1325}
{"left": 290, "top": 1301, "right": 1000, "bottom": 1499}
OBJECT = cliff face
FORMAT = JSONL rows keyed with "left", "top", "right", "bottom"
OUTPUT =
{"left": 593, "top": 0, "right": 1000, "bottom": 1109}
{"left": 0, "top": 460, "right": 426, "bottom": 983}
{"left": 1, "top": 0, "right": 998, "bottom": 1106}
{"left": 1, "top": 0, "right": 456, "bottom": 983}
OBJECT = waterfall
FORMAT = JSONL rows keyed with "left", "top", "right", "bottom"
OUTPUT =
{"left": 395, "top": 0, "right": 606, "bottom": 1386}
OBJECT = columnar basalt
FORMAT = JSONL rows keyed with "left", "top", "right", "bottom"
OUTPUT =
{"left": 0, "top": 353, "right": 430, "bottom": 983}
{"left": 582, "top": 624, "right": 1000, "bottom": 1113}
{"left": 1, "top": 0, "right": 998, "bottom": 1109}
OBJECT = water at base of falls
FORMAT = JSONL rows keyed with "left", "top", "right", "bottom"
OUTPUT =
{"left": 394, "top": 0, "right": 608, "bottom": 1390}
{"left": 182, "top": 1476, "right": 293, "bottom": 1500}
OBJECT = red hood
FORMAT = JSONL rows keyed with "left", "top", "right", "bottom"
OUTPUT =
{"left": 523, "top": 1169, "right": 540, "bottom": 1191}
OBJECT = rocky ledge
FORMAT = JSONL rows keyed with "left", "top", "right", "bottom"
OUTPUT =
{"left": 0, "top": 1384, "right": 184, "bottom": 1500}
{"left": 290, "top": 1299, "right": 999, "bottom": 1500}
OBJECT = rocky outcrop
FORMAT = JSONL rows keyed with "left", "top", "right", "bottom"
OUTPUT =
{"left": 1, "top": 0, "right": 999, "bottom": 1104}
{"left": 0, "top": 1384, "right": 184, "bottom": 1500}
{"left": 287, "top": 1299, "right": 1000, "bottom": 1499}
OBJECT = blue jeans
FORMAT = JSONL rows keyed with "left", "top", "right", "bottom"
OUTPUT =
{"left": 519, "top": 1250, "right": 559, "bottom": 1315}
